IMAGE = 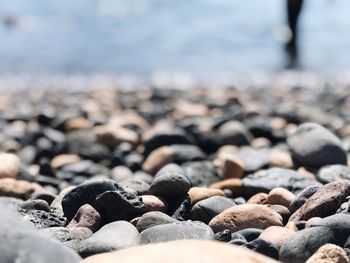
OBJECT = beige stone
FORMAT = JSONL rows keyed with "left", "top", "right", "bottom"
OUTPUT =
{"left": 305, "top": 217, "right": 322, "bottom": 228}
{"left": 209, "top": 178, "right": 242, "bottom": 194}
{"left": 247, "top": 193, "right": 268, "bottom": 204}
{"left": 265, "top": 188, "right": 295, "bottom": 210}
{"left": 222, "top": 155, "right": 245, "bottom": 179}
{"left": 0, "top": 153, "right": 21, "bottom": 179}
{"left": 65, "top": 117, "right": 91, "bottom": 131}
{"left": 188, "top": 187, "right": 225, "bottom": 205}
{"left": 251, "top": 137, "right": 271, "bottom": 149}
{"left": 0, "top": 178, "right": 43, "bottom": 199}
{"left": 259, "top": 226, "right": 296, "bottom": 249}
{"left": 306, "top": 244, "right": 349, "bottom": 263}
{"left": 268, "top": 150, "right": 293, "bottom": 168}
{"left": 142, "top": 146, "right": 174, "bottom": 175}
{"left": 51, "top": 154, "right": 81, "bottom": 169}
{"left": 82, "top": 240, "right": 281, "bottom": 263}
{"left": 94, "top": 125, "right": 139, "bottom": 147}
{"left": 141, "top": 195, "right": 168, "bottom": 213}
{"left": 209, "top": 204, "right": 283, "bottom": 233}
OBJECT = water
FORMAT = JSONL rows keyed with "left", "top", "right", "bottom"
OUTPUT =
{"left": 0, "top": 0, "right": 349, "bottom": 77}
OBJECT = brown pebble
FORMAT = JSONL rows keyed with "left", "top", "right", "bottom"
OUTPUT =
{"left": 247, "top": 193, "right": 268, "bottom": 205}
{"left": 0, "top": 178, "right": 43, "bottom": 199}
{"left": 141, "top": 195, "right": 168, "bottom": 213}
{"left": 142, "top": 146, "right": 174, "bottom": 174}
{"left": 305, "top": 244, "right": 350, "bottom": 263}
{"left": 0, "top": 153, "right": 21, "bottom": 179}
{"left": 259, "top": 226, "right": 296, "bottom": 249}
{"left": 265, "top": 188, "right": 295, "bottom": 210}
{"left": 188, "top": 187, "right": 224, "bottom": 205}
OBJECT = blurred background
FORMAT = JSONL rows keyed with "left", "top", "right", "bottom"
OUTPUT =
{"left": 0, "top": 0, "right": 349, "bottom": 80}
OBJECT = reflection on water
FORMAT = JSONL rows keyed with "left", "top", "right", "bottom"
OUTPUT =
{"left": 0, "top": 0, "right": 349, "bottom": 76}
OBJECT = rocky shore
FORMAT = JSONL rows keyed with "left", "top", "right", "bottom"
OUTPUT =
{"left": 1, "top": 84, "right": 350, "bottom": 263}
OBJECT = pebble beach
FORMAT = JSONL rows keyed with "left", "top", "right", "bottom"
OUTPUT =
{"left": 1, "top": 80, "right": 350, "bottom": 262}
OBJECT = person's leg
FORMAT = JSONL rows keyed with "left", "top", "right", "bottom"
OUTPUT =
{"left": 286, "top": 0, "right": 304, "bottom": 53}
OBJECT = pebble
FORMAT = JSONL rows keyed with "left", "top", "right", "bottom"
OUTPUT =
{"left": 209, "top": 204, "right": 283, "bottom": 233}
{"left": 259, "top": 226, "right": 296, "bottom": 249}
{"left": 317, "top": 164, "right": 350, "bottom": 184}
{"left": 241, "top": 168, "right": 321, "bottom": 197}
{"left": 136, "top": 211, "right": 178, "bottom": 232}
{"left": 265, "top": 188, "right": 295, "bottom": 210}
{"left": 0, "top": 152, "right": 21, "bottom": 179}
{"left": 82, "top": 240, "right": 280, "bottom": 263}
{"left": 149, "top": 164, "right": 191, "bottom": 197}
{"left": 72, "top": 221, "right": 140, "bottom": 258}
{"left": 289, "top": 180, "right": 350, "bottom": 222}
{"left": 191, "top": 196, "right": 236, "bottom": 223}
{"left": 287, "top": 123, "right": 347, "bottom": 169}
{"left": 188, "top": 187, "right": 224, "bottom": 205}
{"left": 141, "top": 195, "right": 168, "bottom": 212}
{"left": 306, "top": 244, "right": 350, "bottom": 263}
{"left": 67, "top": 204, "right": 101, "bottom": 232}
{"left": 0, "top": 178, "right": 43, "bottom": 199}
{"left": 140, "top": 221, "right": 214, "bottom": 244}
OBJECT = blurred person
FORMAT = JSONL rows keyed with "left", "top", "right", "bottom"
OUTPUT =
{"left": 285, "top": 0, "right": 304, "bottom": 67}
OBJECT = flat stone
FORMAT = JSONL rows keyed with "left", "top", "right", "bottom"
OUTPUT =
{"left": 242, "top": 168, "right": 321, "bottom": 197}
{"left": 317, "top": 165, "right": 350, "bottom": 184}
{"left": 73, "top": 221, "right": 140, "bottom": 258}
{"left": 290, "top": 180, "right": 350, "bottom": 222}
{"left": 209, "top": 204, "right": 283, "bottom": 233}
{"left": 191, "top": 196, "right": 236, "bottom": 224}
{"left": 136, "top": 211, "right": 178, "bottom": 232}
{"left": 82, "top": 240, "right": 280, "bottom": 263}
{"left": 306, "top": 244, "right": 349, "bottom": 263}
{"left": 140, "top": 221, "right": 214, "bottom": 244}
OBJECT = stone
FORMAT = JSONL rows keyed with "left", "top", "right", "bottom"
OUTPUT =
{"left": 95, "top": 188, "right": 146, "bottom": 223}
{"left": 209, "top": 204, "right": 283, "bottom": 233}
{"left": 30, "top": 191, "right": 57, "bottom": 205}
{"left": 259, "top": 226, "right": 296, "bottom": 249}
{"left": 110, "top": 166, "right": 133, "bottom": 182}
{"left": 247, "top": 193, "right": 268, "bottom": 204}
{"left": 140, "top": 221, "right": 214, "bottom": 244}
{"left": 82, "top": 240, "right": 280, "bottom": 263}
{"left": 18, "top": 199, "right": 50, "bottom": 212}
{"left": 67, "top": 204, "right": 101, "bottom": 232}
{"left": 222, "top": 154, "right": 245, "bottom": 179}
{"left": 51, "top": 154, "right": 81, "bottom": 169}
{"left": 93, "top": 125, "right": 139, "bottom": 147}
{"left": 280, "top": 227, "right": 342, "bottom": 263}
{"left": 120, "top": 179, "right": 150, "bottom": 195}
{"left": 141, "top": 195, "right": 168, "bottom": 212}
{"left": 234, "top": 147, "right": 270, "bottom": 173}
{"left": 0, "top": 153, "right": 21, "bottom": 179}
{"left": 265, "top": 204, "right": 291, "bottom": 225}
{"left": 69, "top": 227, "right": 93, "bottom": 240}
{"left": 170, "top": 144, "right": 206, "bottom": 164}
{"left": 136, "top": 211, "right": 178, "bottom": 232}
{"left": 61, "top": 179, "right": 119, "bottom": 221}
{"left": 306, "top": 244, "right": 349, "bottom": 263}
{"left": 149, "top": 164, "right": 191, "bottom": 197}
{"left": 18, "top": 208, "right": 66, "bottom": 229}
{"left": 0, "top": 203, "right": 81, "bottom": 263}
{"left": 188, "top": 187, "right": 224, "bottom": 205}
{"left": 231, "top": 228, "right": 263, "bottom": 242}
{"left": 243, "top": 238, "right": 279, "bottom": 260}
{"left": 218, "top": 121, "right": 252, "bottom": 146}
{"left": 41, "top": 227, "right": 74, "bottom": 242}
{"left": 290, "top": 180, "right": 350, "bottom": 222}
{"left": 73, "top": 221, "right": 140, "bottom": 258}
{"left": 191, "top": 196, "right": 236, "bottom": 224}
{"left": 265, "top": 188, "right": 295, "bottom": 210}
{"left": 287, "top": 123, "right": 347, "bottom": 169}
{"left": 268, "top": 150, "right": 293, "bottom": 168}
{"left": 289, "top": 185, "right": 320, "bottom": 213}
{"left": 242, "top": 168, "right": 321, "bottom": 197}
{"left": 305, "top": 217, "right": 321, "bottom": 228}
{"left": 317, "top": 165, "right": 350, "bottom": 184}
{"left": 209, "top": 178, "right": 242, "bottom": 194}
{"left": 142, "top": 146, "right": 174, "bottom": 174}
{"left": 182, "top": 161, "right": 220, "bottom": 186}
{"left": 0, "top": 178, "right": 44, "bottom": 199}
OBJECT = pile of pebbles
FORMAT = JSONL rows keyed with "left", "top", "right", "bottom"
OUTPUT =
{"left": 1, "top": 85, "right": 350, "bottom": 263}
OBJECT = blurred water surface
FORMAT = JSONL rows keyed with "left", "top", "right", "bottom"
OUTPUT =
{"left": 0, "top": 0, "right": 349, "bottom": 76}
